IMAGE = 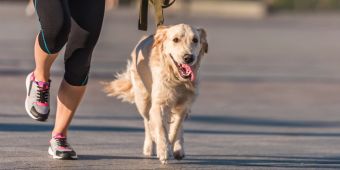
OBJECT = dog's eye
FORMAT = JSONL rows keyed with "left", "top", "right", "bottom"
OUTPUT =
{"left": 192, "top": 37, "right": 198, "bottom": 43}
{"left": 173, "top": 37, "right": 179, "bottom": 43}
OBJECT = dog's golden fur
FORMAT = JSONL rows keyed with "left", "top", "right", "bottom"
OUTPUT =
{"left": 104, "top": 24, "right": 208, "bottom": 164}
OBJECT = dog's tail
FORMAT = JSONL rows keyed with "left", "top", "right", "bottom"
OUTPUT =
{"left": 102, "top": 61, "right": 135, "bottom": 103}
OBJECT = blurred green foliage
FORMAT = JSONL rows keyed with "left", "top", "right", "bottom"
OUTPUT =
{"left": 269, "top": 0, "right": 340, "bottom": 11}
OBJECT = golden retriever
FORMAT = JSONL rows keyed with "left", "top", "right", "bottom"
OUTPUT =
{"left": 104, "top": 24, "right": 208, "bottom": 164}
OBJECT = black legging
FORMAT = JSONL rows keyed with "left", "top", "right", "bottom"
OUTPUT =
{"left": 34, "top": 0, "right": 105, "bottom": 86}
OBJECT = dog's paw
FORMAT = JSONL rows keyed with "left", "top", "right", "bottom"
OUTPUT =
{"left": 158, "top": 154, "right": 169, "bottom": 164}
{"left": 157, "top": 150, "right": 169, "bottom": 161}
{"left": 143, "top": 140, "right": 154, "bottom": 157}
{"left": 143, "top": 146, "right": 155, "bottom": 157}
{"left": 143, "top": 151, "right": 154, "bottom": 157}
{"left": 157, "top": 145, "right": 172, "bottom": 164}
{"left": 160, "top": 159, "right": 168, "bottom": 164}
{"left": 173, "top": 150, "right": 185, "bottom": 160}
{"left": 173, "top": 141, "right": 185, "bottom": 160}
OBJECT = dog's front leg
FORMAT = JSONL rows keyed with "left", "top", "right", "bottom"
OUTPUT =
{"left": 169, "top": 111, "right": 185, "bottom": 160}
{"left": 173, "top": 125, "right": 185, "bottom": 160}
{"left": 149, "top": 104, "right": 171, "bottom": 164}
{"left": 143, "top": 119, "right": 155, "bottom": 156}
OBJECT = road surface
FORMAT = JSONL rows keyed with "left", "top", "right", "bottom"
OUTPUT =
{"left": 1, "top": 2, "right": 340, "bottom": 169}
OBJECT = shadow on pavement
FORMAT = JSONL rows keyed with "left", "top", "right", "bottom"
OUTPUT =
{"left": 79, "top": 155, "right": 147, "bottom": 160}
{"left": 0, "top": 113, "right": 141, "bottom": 120}
{"left": 189, "top": 115, "right": 340, "bottom": 128}
{"left": 177, "top": 155, "right": 340, "bottom": 168}
{"left": 0, "top": 123, "right": 143, "bottom": 133}
{"left": 2, "top": 113, "right": 340, "bottom": 128}
{"left": 1, "top": 123, "right": 340, "bottom": 137}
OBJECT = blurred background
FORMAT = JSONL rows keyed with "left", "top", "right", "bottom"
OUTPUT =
{"left": 1, "top": 0, "right": 340, "bottom": 169}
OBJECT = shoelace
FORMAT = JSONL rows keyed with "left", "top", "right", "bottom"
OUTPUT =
{"left": 55, "top": 137, "right": 69, "bottom": 148}
{"left": 36, "top": 84, "right": 49, "bottom": 103}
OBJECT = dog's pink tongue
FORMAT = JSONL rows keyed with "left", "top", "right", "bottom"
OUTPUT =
{"left": 181, "top": 64, "right": 195, "bottom": 82}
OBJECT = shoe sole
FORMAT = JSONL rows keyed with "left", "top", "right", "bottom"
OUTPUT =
{"left": 48, "top": 147, "right": 78, "bottom": 160}
{"left": 25, "top": 73, "right": 47, "bottom": 122}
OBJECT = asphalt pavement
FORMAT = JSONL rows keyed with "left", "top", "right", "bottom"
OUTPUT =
{"left": 1, "top": 2, "right": 340, "bottom": 169}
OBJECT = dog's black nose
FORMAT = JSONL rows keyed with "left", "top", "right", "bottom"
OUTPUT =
{"left": 184, "top": 54, "right": 194, "bottom": 64}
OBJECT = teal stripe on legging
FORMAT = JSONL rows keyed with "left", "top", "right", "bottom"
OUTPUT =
{"left": 81, "top": 74, "right": 89, "bottom": 86}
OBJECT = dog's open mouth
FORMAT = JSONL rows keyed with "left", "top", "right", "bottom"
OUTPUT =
{"left": 170, "top": 54, "right": 195, "bottom": 81}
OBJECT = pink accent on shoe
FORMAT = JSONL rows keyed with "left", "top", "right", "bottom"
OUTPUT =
{"left": 37, "top": 81, "right": 50, "bottom": 89}
{"left": 53, "top": 133, "right": 66, "bottom": 139}
{"left": 35, "top": 102, "right": 49, "bottom": 107}
{"left": 30, "top": 72, "right": 35, "bottom": 81}
{"left": 31, "top": 72, "right": 51, "bottom": 88}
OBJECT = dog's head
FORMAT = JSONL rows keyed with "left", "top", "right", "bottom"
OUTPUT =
{"left": 153, "top": 24, "right": 208, "bottom": 82}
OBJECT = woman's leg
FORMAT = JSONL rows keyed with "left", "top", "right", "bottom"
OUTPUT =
{"left": 26, "top": 0, "right": 70, "bottom": 121}
{"left": 53, "top": 80, "right": 86, "bottom": 136}
{"left": 33, "top": 0, "right": 70, "bottom": 82}
{"left": 52, "top": 0, "right": 105, "bottom": 136}
{"left": 33, "top": 36, "right": 58, "bottom": 82}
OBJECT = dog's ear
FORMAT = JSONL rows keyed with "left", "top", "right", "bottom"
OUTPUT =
{"left": 152, "top": 26, "right": 169, "bottom": 48}
{"left": 197, "top": 28, "right": 208, "bottom": 54}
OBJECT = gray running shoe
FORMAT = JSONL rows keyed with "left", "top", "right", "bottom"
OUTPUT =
{"left": 48, "top": 133, "right": 78, "bottom": 160}
{"left": 25, "top": 72, "right": 50, "bottom": 121}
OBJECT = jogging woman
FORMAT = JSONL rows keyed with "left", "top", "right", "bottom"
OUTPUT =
{"left": 25, "top": 0, "right": 105, "bottom": 160}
